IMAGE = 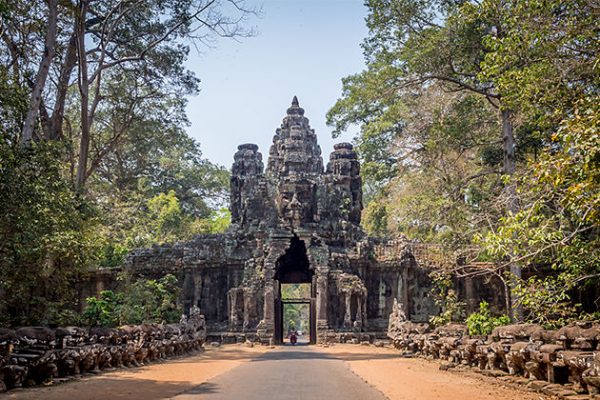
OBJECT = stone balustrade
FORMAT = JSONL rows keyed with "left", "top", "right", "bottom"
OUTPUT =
{"left": 0, "top": 312, "right": 206, "bottom": 392}
{"left": 388, "top": 308, "right": 600, "bottom": 397}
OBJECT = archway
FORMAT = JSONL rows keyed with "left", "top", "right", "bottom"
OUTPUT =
{"left": 273, "top": 236, "right": 317, "bottom": 344}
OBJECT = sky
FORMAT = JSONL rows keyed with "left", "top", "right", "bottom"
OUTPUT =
{"left": 184, "top": 0, "right": 368, "bottom": 168}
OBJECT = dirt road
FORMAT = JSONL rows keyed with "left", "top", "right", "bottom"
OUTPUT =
{"left": 0, "top": 344, "right": 546, "bottom": 400}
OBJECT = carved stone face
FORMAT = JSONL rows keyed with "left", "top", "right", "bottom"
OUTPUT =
{"left": 277, "top": 179, "right": 314, "bottom": 226}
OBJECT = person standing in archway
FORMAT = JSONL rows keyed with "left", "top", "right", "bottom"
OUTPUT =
{"left": 290, "top": 331, "right": 297, "bottom": 345}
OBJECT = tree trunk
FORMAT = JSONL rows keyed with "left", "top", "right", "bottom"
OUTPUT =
{"left": 75, "top": 0, "right": 90, "bottom": 190}
{"left": 502, "top": 109, "right": 516, "bottom": 180}
{"left": 21, "top": 0, "right": 59, "bottom": 146}
{"left": 48, "top": 31, "right": 78, "bottom": 141}
{"left": 502, "top": 109, "right": 522, "bottom": 321}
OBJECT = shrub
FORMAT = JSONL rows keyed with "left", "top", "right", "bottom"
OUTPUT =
{"left": 466, "top": 301, "right": 510, "bottom": 335}
{"left": 429, "top": 271, "right": 465, "bottom": 327}
{"left": 82, "top": 274, "right": 181, "bottom": 327}
{"left": 0, "top": 142, "right": 102, "bottom": 326}
{"left": 83, "top": 290, "right": 123, "bottom": 327}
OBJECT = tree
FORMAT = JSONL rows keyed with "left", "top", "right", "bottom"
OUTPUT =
{"left": 328, "top": 0, "right": 598, "bottom": 319}
{"left": 85, "top": 95, "right": 231, "bottom": 262}
{"left": 478, "top": 0, "right": 598, "bottom": 133}
{"left": 1, "top": 0, "right": 255, "bottom": 188}
{"left": 333, "top": 0, "right": 516, "bottom": 185}
{"left": 355, "top": 85, "right": 503, "bottom": 246}
{"left": 0, "top": 142, "right": 102, "bottom": 326}
{"left": 0, "top": 0, "right": 244, "bottom": 326}
{"left": 473, "top": 0, "right": 599, "bottom": 324}
{"left": 327, "top": 0, "right": 515, "bottom": 211}
{"left": 21, "top": 0, "right": 58, "bottom": 145}
{"left": 83, "top": 273, "right": 181, "bottom": 327}
{"left": 479, "top": 98, "right": 599, "bottom": 324}
{"left": 82, "top": 76, "right": 229, "bottom": 211}
{"left": 69, "top": 0, "right": 254, "bottom": 190}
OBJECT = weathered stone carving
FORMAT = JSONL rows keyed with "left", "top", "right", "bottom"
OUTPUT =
{"left": 0, "top": 315, "right": 206, "bottom": 392}
{"left": 388, "top": 319, "right": 600, "bottom": 396}
{"left": 116, "top": 97, "right": 508, "bottom": 345}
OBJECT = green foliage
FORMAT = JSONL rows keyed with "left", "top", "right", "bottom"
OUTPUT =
{"left": 0, "top": 52, "right": 103, "bottom": 327}
{"left": 478, "top": 0, "right": 598, "bottom": 131}
{"left": 0, "top": 1, "right": 8, "bottom": 15}
{"left": 466, "top": 301, "right": 510, "bottom": 336}
{"left": 82, "top": 274, "right": 181, "bottom": 327}
{"left": 97, "top": 191, "right": 231, "bottom": 261}
{"left": 281, "top": 284, "right": 311, "bottom": 333}
{"left": 193, "top": 208, "right": 232, "bottom": 235}
{"left": 331, "top": 76, "right": 503, "bottom": 245}
{"left": 83, "top": 290, "right": 124, "bottom": 328}
{"left": 479, "top": 99, "right": 599, "bottom": 321}
{"left": 86, "top": 88, "right": 230, "bottom": 219}
{"left": 99, "top": 243, "right": 130, "bottom": 269}
{"left": 283, "top": 303, "right": 308, "bottom": 333}
{"left": 0, "top": 143, "right": 102, "bottom": 326}
{"left": 89, "top": 113, "right": 231, "bottom": 265}
{"left": 0, "top": 66, "right": 27, "bottom": 143}
{"left": 331, "top": 0, "right": 599, "bottom": 320}
{"left": 429, "top": 271, "right": 465, "bottom": 326}
{"left": 281, "top": 283, "right": 311, "bottom": 300}
{"left": 146, "top": 191, "right": 185, "bottom": 241}
{"left": 117, "top": 273, "right": 181, "bottom": 325}
{"left": 362, "top": 196, "right": 388, "bottom": 237}
{"left": 511, "top": 275, "right": 582, "bottom": 330}
{"left": 0, "top": 0, "right": 241, "bottom": 327}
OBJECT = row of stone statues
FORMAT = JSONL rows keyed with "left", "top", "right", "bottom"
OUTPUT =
{"left": 387, "top": 300, "right": 600, "bottom": 396}
{"left": 0, "top": 309, "right": 206, "bottom": 392}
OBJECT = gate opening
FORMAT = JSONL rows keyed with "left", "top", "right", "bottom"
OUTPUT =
{"left": 273, "top": 236, "right": 316, "bottom": 345}
{"left": 281, "top": 284, "right": 311, "bottom": 344}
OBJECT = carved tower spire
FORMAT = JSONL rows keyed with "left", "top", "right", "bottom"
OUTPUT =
{"left": 266, "top": 97, "right": 324, "bottom": 228}
{"left": 267, "top": 97, "right": 323, "bottom": 178}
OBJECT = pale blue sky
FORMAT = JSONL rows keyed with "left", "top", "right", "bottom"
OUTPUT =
{"left": 184, "top": 1, "right": 368, "bottom": 168}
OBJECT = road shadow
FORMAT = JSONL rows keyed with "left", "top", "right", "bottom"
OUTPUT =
{"left": 250, "top": 346, "right": 403, "bottom": 362}
{"left": 181, "top": 382, "right": 220, "bottom": 395}
{"left": 147, "top": 347, "right": 265, "bottom": 362}
{"left": 0, "top": 376, "right": 212, "bottom": 400}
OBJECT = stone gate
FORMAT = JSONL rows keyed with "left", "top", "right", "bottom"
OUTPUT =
{"left": 122, "top": 97, "right": 505, "bottom": 343}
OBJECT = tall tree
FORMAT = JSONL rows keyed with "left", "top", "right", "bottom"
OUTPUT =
{"left": 69, "top": 0, "right": 253, "bottom": 189}
{"left": 361, "top": 85, "right": 503, "bottom": 246}
{"left": 2, "top": 0, "right": 255, "bottom": 188}
{"left": 328, "top": 0, "right": 525, "bottom": 317}
{"left": 21, "top": 0, "right": 58, "bottom": 145}
{"left": 0, "top": 0, "right": 249, "bottom": 326}
{"left": 328, "top": 0, "right": 598, "bottom": 320}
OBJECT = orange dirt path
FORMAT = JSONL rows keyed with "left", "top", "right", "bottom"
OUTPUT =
{"left": 327, "top": 344, "right": 547, "bottom": 400}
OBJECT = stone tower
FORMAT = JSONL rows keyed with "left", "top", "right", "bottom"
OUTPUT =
{"left": 226, "top": 97, "right": 370, "bottom": 342}
{"left": 230, "top": 97, "right": 363, "bottom": 240}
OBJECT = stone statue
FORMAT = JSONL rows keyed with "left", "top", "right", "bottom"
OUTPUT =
{"left": 387, "top": 298, "right": 407, "bottom": 338}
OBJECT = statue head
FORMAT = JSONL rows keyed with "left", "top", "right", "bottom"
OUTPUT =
{"left": 276, "top": 177, "right": 315, "bottom": 227}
